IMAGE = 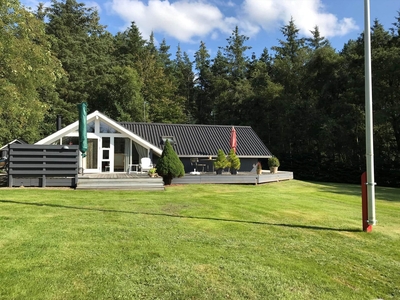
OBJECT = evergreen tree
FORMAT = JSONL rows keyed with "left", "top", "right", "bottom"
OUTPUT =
{"left": 270, "top": 17, "right": 309, "bottom": 155}
{"left": 244, "top": 53, "right": 282, "bottom": 144}
{"left": 156, "top": 140, "right": 184, "bottom": 185}
{"left": 113, "top": 22, "right": 146, "bottom": 67}
{"left": 173, "top": 45, "right": 195, "bottom": 122}
{"left": 44, "top": 0, "right": 112, "bottom": 123}
{"left": 214, "top": 26, "right": 252, "bottom": 124}
{"left": 89, "top": 66, "right": 143, "bottom": 121}
{"left": 193, "top": 41, "right": 214, "bottom": 124}
{"left": 306, "top": 26, "right": 330, "bottom": 50}
{"left": 158, "top": 38, "right": 173, "bottom": 74}
{"left": 112, "top": 25, "right": 186, "bottom": 123}
{"left": 227, "top": 148, "right": 241, "bottom": 173}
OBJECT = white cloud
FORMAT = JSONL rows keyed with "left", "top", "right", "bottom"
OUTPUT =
{"left": 109, "top": 0, "right": 358, "bottom": 44}
{"left": 241, "top": 0, "right": 358, "bottom": 38}
{"left": 227, "top": 1, "right": 235, "bottom": 8}
{"left": 111, "top": 0, "right": 235, "bottom": 42}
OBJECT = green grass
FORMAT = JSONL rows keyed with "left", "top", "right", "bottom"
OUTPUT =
{"left": 0, "top": 180, "right": 399, "bottom": 299}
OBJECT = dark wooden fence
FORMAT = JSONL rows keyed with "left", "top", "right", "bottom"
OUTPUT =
{"left": 8, "top": 144, "right": 79, "bottom": 188}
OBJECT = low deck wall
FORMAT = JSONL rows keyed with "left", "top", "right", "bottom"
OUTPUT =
{"left": 173, "top": 171, "right": 293, "bottom": 185}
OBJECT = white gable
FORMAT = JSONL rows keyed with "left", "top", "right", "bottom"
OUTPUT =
{"left": 35, "top": 111, "right": 162, "bottom": 155}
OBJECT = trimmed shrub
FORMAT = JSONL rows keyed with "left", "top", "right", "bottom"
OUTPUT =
{"left": 268, "top": 157, "right": 280, "bottom": 168}
{"left": 227, "top": 148, "right": 241, "bottom": 171}
{"left": 214, "top": 149, "right": 229, "bottom": 171}
{"left": 156, "top": 140, "right": 184, "bottom": 185}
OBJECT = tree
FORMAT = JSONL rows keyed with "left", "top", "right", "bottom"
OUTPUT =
{"left": 244, "top": 52, "right": 282, "bottom": 144}
{"left": 158, "top": 38, "right": 173, "bottom": 74}
{"left": 214, "top": 149, "right": 229, "bottom": 173}
{"left": 44, "top": 0, "right": 112, "bottom": 122}
{"left": 156, "top": 140, "right": 185, "bottom": 185}
{"left": 89, "top": 66, "right": 143, "bottom": 121}
{"left": 270, "top": 17, "right": 309, "bottom": 155}
{"left": 173, "top": 45, "right": 195, "bottom": 121}
{"left": 113, "top": 22, "right": 146, "bottom": 67}
{"left": 0, "top": 0, "right": 64, "bottom": 144}
{"left": 227, "top": 148, "right": 240, "bottom": 173}
{"left": 306, "top": 26, "right": 330, "bottom": 50}
{"left": 212, "top": 26, "right": 252, "bottom": 124}
{"left": 193, "top": 41, "right": 214, "bottom": 124}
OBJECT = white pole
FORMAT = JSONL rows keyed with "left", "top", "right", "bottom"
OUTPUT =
{"left": 364, "top": 0, "right": 376, "bottom": 226}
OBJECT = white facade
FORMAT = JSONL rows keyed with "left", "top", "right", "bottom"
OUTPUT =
{"left": 35, "top": 111, "right": 162, "bottom": 173}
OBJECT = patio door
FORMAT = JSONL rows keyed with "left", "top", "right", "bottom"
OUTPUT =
{"left": 84, "top": 138, "right": 99, "bottom": 172}
{"left": 113, "top": 137, "right": 129, "bottom": 172}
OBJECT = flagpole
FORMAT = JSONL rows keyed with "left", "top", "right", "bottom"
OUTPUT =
{"left": 364, "top": 0, "right": 376, "bottom": 227}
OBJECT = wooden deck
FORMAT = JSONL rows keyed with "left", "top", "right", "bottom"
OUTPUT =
{"left": 1, "top": 171, "right": 293, "bottom": 190}
{"left": 173, "top": 170, "right": 293, "bottom": 185}
{"left": 77, "top": 173, "right": 164, "bottom": 190}
{"left": 77, "top": 170, "right": 293, "bottom": 190}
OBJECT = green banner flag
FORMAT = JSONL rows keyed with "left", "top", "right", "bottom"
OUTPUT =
{"left": 77, "top": 102, "right": 87, "bottom": 158}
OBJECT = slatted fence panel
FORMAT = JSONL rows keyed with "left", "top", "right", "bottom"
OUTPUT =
{"left": 8, "top": 144, "right": 79, "bottom": 188}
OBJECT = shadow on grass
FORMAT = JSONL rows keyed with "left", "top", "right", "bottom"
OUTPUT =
{"left": 312, "top": 181, "right": 400, "bottom": 202}
{"left": 0, "top": 199, "right": 362, "bottom": 232}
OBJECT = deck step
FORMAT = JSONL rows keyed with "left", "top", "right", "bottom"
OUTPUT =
{"left": 76, "top": 177, "right": 164, "bottom": 191}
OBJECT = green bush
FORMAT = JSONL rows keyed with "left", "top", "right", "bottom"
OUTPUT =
{"left": 155, "top": 140, "right": 184, "bottom": 185}
{"left": 214, "top": 149, "right": 229, "bottom": 170}
{"left": 268, "top": 157, "right": 280, "bottom": 168}
{"left": 227, "top": 148, "right": 240, "bottom": 170}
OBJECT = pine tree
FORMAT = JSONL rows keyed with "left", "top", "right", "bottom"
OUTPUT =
{"left": 44, "top": 0, "right": 112, "bottom": 123}
{"left": 173, "top": 45, "right": 195, "bottom": 122}
{"left": 306, "top": 26, "right": 330, "bottom": 50}
{"left": 213, "top": 26, "right": 252, "bottom": 124}
{"left": 194, "top": 41, "right": 214, "bottom": 124}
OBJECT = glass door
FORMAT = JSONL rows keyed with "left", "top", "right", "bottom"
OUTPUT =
{"left": 114, "top": 137, "right": 129, "bottom": 172}
{"left": 84, "top": 138, "right": 99, "bottom": 172}
{"left": 101, "top": 137, "right": 111, "bottom": 172}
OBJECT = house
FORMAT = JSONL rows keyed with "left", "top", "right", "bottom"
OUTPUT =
{"left": 35, "top": 111, "right": 272, "bottom": 174}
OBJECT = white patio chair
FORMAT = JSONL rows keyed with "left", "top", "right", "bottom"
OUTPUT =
{"left": 140, "top": 157, "right": 154, "bottom": 172}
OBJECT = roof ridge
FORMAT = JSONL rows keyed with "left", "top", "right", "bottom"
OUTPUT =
{"left": 118, "top": 122, "right": 252, "bottom": 128}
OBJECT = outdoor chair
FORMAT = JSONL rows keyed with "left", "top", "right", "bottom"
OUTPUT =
{"left": 140, "top": 157, "right": 154, "bottom": 172}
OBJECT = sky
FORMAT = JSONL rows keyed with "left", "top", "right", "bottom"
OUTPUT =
{"left": 21, "top": 0, "right": 400, "bottom": 59}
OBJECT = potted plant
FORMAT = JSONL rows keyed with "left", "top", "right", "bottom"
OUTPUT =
{"left": 148, "top": 167, "right": 157, "bottom": 177}
{"left": 227, "top": 148, "right": 240, "bottom": 175}
{"left": 268, "top": 156, "right": 280, "bottom": 174}
{"left": 256, "top": 162, "right": 262, "bottom": 175}
{"left": 214, "top": 149, "right": 229, "bottom": 174}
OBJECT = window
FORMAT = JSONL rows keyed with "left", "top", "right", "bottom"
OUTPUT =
{"left": 62, "top": 137, "right": 79, "bottom": 145}
{"left": 87, "top": 121, "right": 95, "bottom": 133}
{"left": 100, "top": 121, "right": 119, "bottom": 133}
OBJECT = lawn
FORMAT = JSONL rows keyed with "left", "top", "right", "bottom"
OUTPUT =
{"left": 0, "top": 180, "right": 399, "bottom": 299}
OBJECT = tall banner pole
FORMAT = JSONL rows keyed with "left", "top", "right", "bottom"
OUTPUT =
{"left": 364, "top": 0, "right": 376, "bottom": 229}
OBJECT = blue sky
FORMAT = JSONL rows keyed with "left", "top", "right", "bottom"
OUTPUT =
{"left": 22, "top": 0, "right": 400, "bottom": 59}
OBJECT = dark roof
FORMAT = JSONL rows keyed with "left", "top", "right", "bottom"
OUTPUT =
{"left": 0, "top": 139, "right": 27, "bottom": 151}
{"left": 119, "top": 122, "right": 272, "bottom": 157}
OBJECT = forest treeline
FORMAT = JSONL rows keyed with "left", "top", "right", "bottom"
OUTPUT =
{"left": 1, "top": 0, "right": 399, "bottom": 186}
